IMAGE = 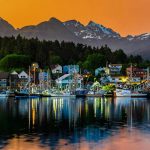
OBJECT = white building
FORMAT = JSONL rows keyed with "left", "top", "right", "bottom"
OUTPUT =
{"left": 18, "top": 71, "right": 29, "bottom": 87}
{"left": 109, "top": 76, "right": 128, "bottom": 83}
{"left": 18, "top": 71, "right": 28, "bottom": 79}
{"left": 56, "top": 74, "right": 83, "bottom": 88}
{"left": 11, "top": 71, "right": 18, "bottom": 75}
{"left": 106, "top": 64, "right": 122, "bottom": 75}
{"left": 101, "top": 76, "right": 128, "bottom": 84}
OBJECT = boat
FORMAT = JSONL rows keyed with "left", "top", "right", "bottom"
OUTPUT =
{"left": 42, "top": 90, "right": 51, "bottom": 97}
{"left": 104, "top": 92, "right": 113, "bottom": 97}
{"left": 0, "top": 90, "right": 10, "bottom": 98}
{"left": 86, "top": 89, "right": 106, "bottom": 97}
{"left": 114, "top": 88, "right": 131, "bottom": 97}
{"left": 15, "top": 89, "right": 41, "bottom": 98}
{"left": 75, "top": 88, "right": 88, "bottom": 97}
{"left": 131, "top": 92, "right": 147, "bottom": 97}
{"left": 85, "top": 81, "right": 106, "bottom": 97}
{"left": 114, "top": 88, "right": 147, "bottom": 97}
{"left": 50, "top": 89, "right": 76, "bottom": 97}
{"left": 14, "top": 89, "right": 29, "bottom": 97}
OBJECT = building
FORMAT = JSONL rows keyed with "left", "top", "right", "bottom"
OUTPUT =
{"left": 126, "top": 67, "right": 147, "bottom": 80}
{"left": 109, "top": 76, "right": 128, "bottom": 83}
{"left": 100, "top": 75, "right": 128, "bottom": 84}
{"left": 51, "top": 65, "right": 62, "bottom": 74}
{"left": 18, "top": 71, "right": 29, "bottom": 87}
{"left": 18, "top": 71, "right": 29, "bottom": 79}
{"left": 106, "top": 64, "right": 122, "bottom": 75}
{"left": 63, "top": 65, "right": 79, "bottom": 74}
{"left": 0, "top": 72, "right": 10, "bottom": 88}
{"left": 56, "top": 73, "right": 83, "bottom": 88}
{"left": 10, "top": 71, "right": 19, "bottom": 89}
{"left": 95, "top": 67, "right": 105, "bottom": 76}
{"left": 39, "top": 72, "right": 49, "bottom": 81}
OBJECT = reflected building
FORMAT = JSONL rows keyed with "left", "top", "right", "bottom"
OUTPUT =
{"left": 1, "top": 97, "right": 150, "bottom": 130}
{"left": 1, "top": 97, "right": 150, "bottom": 149}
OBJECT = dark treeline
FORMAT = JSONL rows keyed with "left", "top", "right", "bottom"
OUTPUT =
{"left": 0, "top": 35, "right": 149, "bottom": 72}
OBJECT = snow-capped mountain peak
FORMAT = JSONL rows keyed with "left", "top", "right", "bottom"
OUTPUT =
{"left": 126, "top": 33, "right": 150, "bottom": 41}
{"left": 86, "top": 21, "right": 120, "bottom": 38}
{"left": 0, "top": 17, "right": 150, "bottom": 59}
{"left": 63, "top": 20, "right": 120, "bottom": 40}
{"left": 63, "top": 20, "right": 86, "bottom": 37}
{"left": 87, "top": 21, "right": 111, "bottom": 35}
{"left": 63, "top": 20, "right": 84, "bottom": 28}
{"left": 137, "top": 33, "right": 150, "bottom": 40}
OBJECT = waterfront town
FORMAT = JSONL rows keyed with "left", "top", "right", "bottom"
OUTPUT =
{"left": 1, "top": 0, "right": 150, "bottom": 149}
{"left": 0, "top": 62, "right": 150, "bottom": 98}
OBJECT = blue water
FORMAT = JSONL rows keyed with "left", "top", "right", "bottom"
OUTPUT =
{"left": 0, "top": 97, "right": 150, "bottom": 150}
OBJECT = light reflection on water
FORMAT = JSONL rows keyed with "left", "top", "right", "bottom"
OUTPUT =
{"left": 0, "top": 97, "right": 150, "bottom": 150}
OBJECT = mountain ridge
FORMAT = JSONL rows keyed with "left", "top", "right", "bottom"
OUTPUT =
{"left": 0, "top": 17, "right": 150, "bottom": 59}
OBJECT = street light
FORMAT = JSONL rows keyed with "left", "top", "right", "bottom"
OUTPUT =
{"left": 31, "top": 63, "right": 39, "bottom": 85}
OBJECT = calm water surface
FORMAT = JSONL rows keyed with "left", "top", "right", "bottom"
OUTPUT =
{"left": 0, "top": 97, "right": 150, "bottom": 150}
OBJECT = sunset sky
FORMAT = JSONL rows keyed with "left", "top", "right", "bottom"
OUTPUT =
{"left": 0, "top": 0, "right": 150, "bottom": 36}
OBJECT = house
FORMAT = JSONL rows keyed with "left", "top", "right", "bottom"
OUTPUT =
{"left": 18, "top": 71, "right": 29, "bottom": 79}
{"left": 0, "top": 72, "right": 10, "bottom": 88}
{"left": 63, "top": 65, "right": 79, "bottom": 74}
{"left": 100, "top": 75, "right": 128, "bottom": 84}
{"left": 39, "top": 72, "right": 49, "bottom": 81}
{"left": 126, "top": 67, "right": 147, "bottom": 80}
{"left": 51, "top": 65, "right": 62, "bottom": 74}
{"left": 109, "top": 76, "right": 128, "bottom": 83}
{"left": 18, "top": 71, "right": 29, "bottom": 87}
{"left": 10, "top": 71, "right": 19, "bottom": 89}
{"left": 106, "top": 64, "right": 122, "bottom": 75}
{"left": 56, "top": 73, "right": 83, "bottom": 88}
{"left": 95, "top": 67, "right": 105, "bottom": 76}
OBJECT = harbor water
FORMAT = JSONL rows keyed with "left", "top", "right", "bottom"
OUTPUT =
{"left": 0, "top": 97, "right": 150, "bottom": 150}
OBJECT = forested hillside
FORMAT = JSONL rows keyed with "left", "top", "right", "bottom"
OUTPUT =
{"left": 0, "top": 35, "right": 149, "bottom": 72}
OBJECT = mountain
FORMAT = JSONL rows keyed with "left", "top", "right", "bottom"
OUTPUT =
{"left": 18, "top": 17, "right": 81, "bottom": 42}
{"left": 64, "top": 20, "right": 120, "bottom": 40}
{"left": 0, "top": 17, "right": 16, "bottom": 37}
{"left": 64, "top": 19, "right": 150, "bottom": 59}
{"left": 0, "top": 17, "right": 150, "bottom": 59}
